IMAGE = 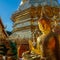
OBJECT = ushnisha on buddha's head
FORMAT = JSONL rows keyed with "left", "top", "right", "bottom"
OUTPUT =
{"left": 38, "top": 17, "right": 51, "bottom": 34}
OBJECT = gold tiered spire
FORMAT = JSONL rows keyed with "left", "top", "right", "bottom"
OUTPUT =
{"left": 11, "top": 0, "right": 60, "bottom": 41}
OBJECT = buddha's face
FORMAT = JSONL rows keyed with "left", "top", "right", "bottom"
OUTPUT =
{"left": 38, "top": 19, "right": 50, "bottom": 33}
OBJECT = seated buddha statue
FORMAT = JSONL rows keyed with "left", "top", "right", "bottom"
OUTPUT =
{"left": 22, "top": 16, "right": 59, "bottom": 60}
{"left": 29, "top": 16, "right": 59, "bottom": 60}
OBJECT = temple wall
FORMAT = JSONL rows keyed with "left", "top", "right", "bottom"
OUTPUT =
{"left": 11, "top": 29, "right": 32, "bottom": 40}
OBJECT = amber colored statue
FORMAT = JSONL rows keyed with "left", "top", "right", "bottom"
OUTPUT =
{"left": 29, "top": 16, "right": 59, "bottom": 60}
{"left": 22, "top": 16, "right": 59, "bottom": 60}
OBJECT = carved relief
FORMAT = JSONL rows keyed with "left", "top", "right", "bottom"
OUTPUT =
{"left": 45, "top": 6, "right": 53, "bottom": 17}
{"left": 30, "top": 7, "right": 37, "bottom": 18}
{"left": 52, "top": 7, "right": 59, "bottom": 16}
{"left": 37, "top": 6, "right": 42, "bottom": 18}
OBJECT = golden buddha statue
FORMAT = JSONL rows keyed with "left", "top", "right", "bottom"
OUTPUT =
{"left": 22, "top": 16, "right": 59, "bottom": 60}
{"left": 29, "top": 16, "right": 59, "bottom": 60}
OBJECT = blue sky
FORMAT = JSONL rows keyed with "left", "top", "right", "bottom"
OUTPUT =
{"left": 0, "top": 0, "right": 60, "bottom": 31}
{"left": 0, "top": 0, "right": 21, "bottom": 31}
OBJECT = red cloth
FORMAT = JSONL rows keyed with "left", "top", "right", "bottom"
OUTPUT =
{"left": 18, "top": 44, "right": 29, "bottom": 58}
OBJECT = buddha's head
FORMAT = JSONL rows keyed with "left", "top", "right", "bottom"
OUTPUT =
{"left": 38, "top": 17, "right": 51, "bottom": 34}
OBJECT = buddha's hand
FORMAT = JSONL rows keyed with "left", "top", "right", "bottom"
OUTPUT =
{"left": 29, "top": 40, "right": 34, "bottom": 50}
{"left": 29, "top": 40, "right": 42, "bottom": 55}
